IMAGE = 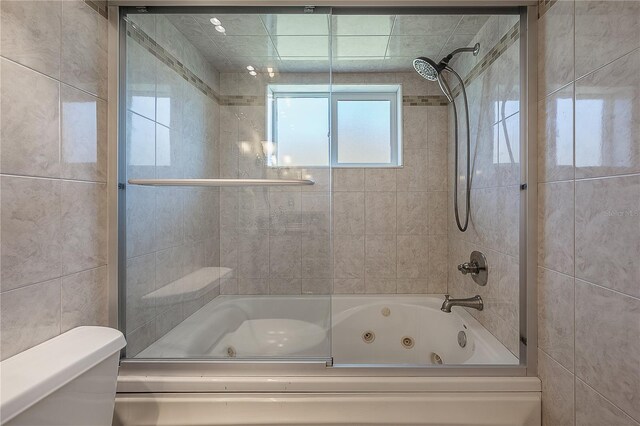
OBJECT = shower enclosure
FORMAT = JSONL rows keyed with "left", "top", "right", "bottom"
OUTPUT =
{"left": 117, "top": 5, "right": 536, "bottom": 375}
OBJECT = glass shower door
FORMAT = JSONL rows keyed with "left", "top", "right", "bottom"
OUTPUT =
{"left": 122, "top": 9, "right": 333, "bottom": 360}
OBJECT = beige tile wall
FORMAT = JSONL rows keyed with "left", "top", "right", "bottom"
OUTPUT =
{"left": 124, "top": 15, "right": 222, "bottom": 356}
{"left": 537, "top": 1, "right": 640, "bottom": 424}
{"left": 0, "top": 0, "right": 109, "bottom": 360}
{"left": 217, "top": 71, "right": 449, "bottom": 295}
{"left": 447, "top": 15, "right": 522, "bottom": 357}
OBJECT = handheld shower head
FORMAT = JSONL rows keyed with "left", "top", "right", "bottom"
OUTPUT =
{"left": 412, "top": 57, "right": 443, "bottom": 81}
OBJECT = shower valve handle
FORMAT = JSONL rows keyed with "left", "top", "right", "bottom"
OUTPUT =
{"left": 458, "top": 262, "right": 480, "bottom": 275}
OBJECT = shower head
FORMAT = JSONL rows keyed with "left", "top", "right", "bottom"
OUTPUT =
{"left": 412, "top": 43, "right": 481, "bottom": 81}
{"left": 412, "top": 57, "right": 443, "bottom": 81}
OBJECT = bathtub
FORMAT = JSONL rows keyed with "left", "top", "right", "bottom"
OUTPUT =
{"left": 118, "top": 295, "right": 538, "bottom": 426}
{"left": 137, "top": 295, "right": 517, "bottom": 365}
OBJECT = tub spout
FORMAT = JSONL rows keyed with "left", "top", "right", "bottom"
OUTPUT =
{"left": 441, "top": 294, "right": 483, "bottom": 313}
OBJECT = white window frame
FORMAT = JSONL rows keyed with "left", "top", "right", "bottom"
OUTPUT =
{"left": 267, "top": 84, "right": 403, "bottom": 168}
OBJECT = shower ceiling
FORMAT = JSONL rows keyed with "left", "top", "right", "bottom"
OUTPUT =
{"left": 166, "top": 14, "right": 490, "bottom": 73}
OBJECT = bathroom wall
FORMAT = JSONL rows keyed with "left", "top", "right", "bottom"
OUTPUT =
{"left": 537, "top": 0, "right": 640, "bottom": 424}
{"left": 446, "top": 15, "right": 522, "bottom": 357}
{"left": 124, "top": 15, "right": 221, "bottom": 356}
{"left": 217, "top": 71, "right": 449, "bottom": 296}
{"left": 0, "top": 0, "right": 109, "bottom": 360}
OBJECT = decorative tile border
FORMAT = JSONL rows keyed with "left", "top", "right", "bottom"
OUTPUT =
{"left": 220, "top": 95, "right": 266, "bottom": 107}
{"left": 402, "top": 95, "right": 449, "bottom": 106}
{"left": 84, "top": 0, "right": 108, "bottom": 19}
{"left": 127, "top": 20, "right": 222, "bottom": 103}
{"left": 450, "top": 21, "right": 520, "bottom": 98}
{"left": 538, "top": 0, "right": 558, "bottom": 19}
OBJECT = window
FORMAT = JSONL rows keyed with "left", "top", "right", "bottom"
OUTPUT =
{"left": 267, "top": 85, "right": 402, "bottom": 167}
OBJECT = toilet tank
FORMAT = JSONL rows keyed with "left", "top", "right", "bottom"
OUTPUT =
{"left": 1, "top": 326, "right": 126, "bottom": 426}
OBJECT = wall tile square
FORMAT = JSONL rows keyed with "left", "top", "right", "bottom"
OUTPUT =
{"left": 575, "top": 49, "right": 640, "bottom": 179}
{"left": 0, "top": 279, "right": 62, "bottom": 361}
{"left": 60, "top": 85, "right": 108, "bottom": 182}
{"left": 61, "top": 181, "right": 107, "bottom": 275}
{"left": 61, "top": 266, "right": 108, "bottom": 332}
{"left": 538, "top": 181, "right": 575, "bottom": 276}
{"left": 61, "top": 0, "right": 108, "bottom": 99}
{"left": 538, "top": 349, "right": 575, "bottom": 426}
{"left": 575, "top": 378, "right": 640, "bottom": 426}
{"left": 1, "top": 59, "right": 60, "bottom": 178}
{"left": 0, "top": 0, "right": 61, "bottom": 78}
{"left": 364, "top": 192, "right": 396, "bottom": 235}
{"left": 334, "top": 235, "right": 365, "bottom": 279}
{"left": 538, "top": 0, "right": 574, "bottom": 99}
{"left": 1, "top": 176, "right": 62, "bottom": 292}
{"left": 575, "top": 175, "right": 640, "bottom": 298}
{"left": 333, "top": 192, "right": 365, "bottom": 235}
{"left": 575, "top": 279, "right": 640, "bottom": 421}
{"left": 538, "top": 84, "right": 574, "bottom": 183}
{"left": 537, "top": 267, "right": 575, "bottom": 371}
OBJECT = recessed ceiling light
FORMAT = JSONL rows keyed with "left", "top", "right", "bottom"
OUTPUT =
{"left": 214, "top": 25, "right": 226, "bottom": 33}
{"left": 246, "top": 65, "right": 255, "bottom": 71}
{"left": 267, "top": 67, "right": 273, "bottom": 73}
{"left": 210, "top": 17, "right": 221, "bottom": 26}
{"left": 249, "top": 70, "right": 257, "bottom": 76}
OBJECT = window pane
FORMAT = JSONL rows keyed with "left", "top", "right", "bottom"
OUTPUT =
{"left": 337, "top": 100, "right": 391, "bottom": 164}
{"left": 275, "top": 97, "right": 329, "bottom": 166}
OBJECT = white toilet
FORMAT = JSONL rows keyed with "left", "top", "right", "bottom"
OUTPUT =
{"left": 0, "top": 326, "right": 126, "bottom": 426}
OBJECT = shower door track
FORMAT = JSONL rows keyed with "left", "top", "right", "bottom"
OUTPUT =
{"left": 111, "top": 4, "right": 538, "bottom": 378}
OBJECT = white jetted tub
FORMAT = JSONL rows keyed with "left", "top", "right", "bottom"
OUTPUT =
{"left": 118, "top": 295, "right": 538, "bottom": 426}
{"left": 138, "top": 295, "right": 517, "bottom": 365}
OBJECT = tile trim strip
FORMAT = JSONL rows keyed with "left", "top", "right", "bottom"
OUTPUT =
{"left": 127, "top": 20, "right": 222, "bottom": 103}
{"left": 402, "top": 95, "right": 449, "bottom": 106}
{"left": 538, "top": 0, "right": 558, "bottom": 19}
{"left": 84, "top": 0, "right": 108, "bottom": 19}
{"left": 451, "top": 21, "right": 520, "bottom": 98}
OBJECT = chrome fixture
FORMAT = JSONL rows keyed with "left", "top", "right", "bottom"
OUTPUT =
{"left": 127, "top": 178, "right": 315, "bottom": 187}
{"left": 440, "top": 295, "right": 484, "bottom": 313}
{"left": 413, "top": 43, "right": 480, "bottom": 232}
{"left": 457, "top": 250, "right": 488, "bottom": 286}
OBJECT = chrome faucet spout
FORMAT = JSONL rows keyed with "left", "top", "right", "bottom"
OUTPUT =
{"left": 441, "top": 294, "right": 484, "bottom": 313}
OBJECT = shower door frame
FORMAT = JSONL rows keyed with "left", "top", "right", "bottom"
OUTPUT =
{"left": 110, "top": 4, "right": 538, "bottom": 378}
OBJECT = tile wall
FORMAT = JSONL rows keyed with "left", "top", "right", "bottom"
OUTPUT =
{"left": 217, "top": 71, "right": 449, "bottom": 296}
{"left": 447, "top": 15, "right": 522, "bottom": 357}
{"left": 537, "top": 0, "right": 640, "bottom": 424}
{"left": 0, "top": 0, "right": 109, "bottom": 360}
{"left": 124, "top": 15, "right": 221, "bottom": 356}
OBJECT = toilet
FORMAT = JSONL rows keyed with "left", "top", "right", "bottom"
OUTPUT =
{"left": 1, "top": 327, "right": 125, "bottom": 426}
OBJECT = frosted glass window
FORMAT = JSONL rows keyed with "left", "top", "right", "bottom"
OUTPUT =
{"left": 336, "top": 100, "right": 391, "bottom": 164}
{"left": 275, "top": 97, "right": 329, "bottom": 167}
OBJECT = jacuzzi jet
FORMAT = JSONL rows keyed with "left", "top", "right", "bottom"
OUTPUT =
{"left": 431, "top": 352, "right": 444, "bottom": 365}
{"left": 381, "top": 307, "right": 391, "bottom": 317}
{"left": 458, "top": 330, "right": 467, "bottom": 348}
{"left": 362, "top": 331, "right": 375, "bottom": 343}
{"left": 226, "top": 346, "right": 236, "bottom": 358}
{"left": 401, "top": 336, "right": 414, "bottom": 349}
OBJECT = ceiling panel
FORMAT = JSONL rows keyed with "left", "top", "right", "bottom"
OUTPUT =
{"left": 261, "top": 14, "right": 329, "bottom": 36}
{"left": 193, "top": 14, "right": 267, "bottom": 36}
{"left": 274, "top": 36, "right": 330, "bottom": 58}
{"left": 214, "top": 35, "right": 279, "bottom": 57}
{"left": 331, "top": 15, "right": 395, "bottom": 35}
{"left": 334, "top": 36, "right": 389, "bottom": 57}
{"left": 391, "top": 15, "right": 462, "bottom": 36}
{"left": 386, "top": 35, "right": 449, "bottom": 58}
{"left": 162, "top": 12, "right": 499, "bottom": 73}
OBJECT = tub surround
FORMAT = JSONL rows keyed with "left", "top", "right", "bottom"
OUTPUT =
{"left": 0, "top": 0, "right": 109, "bottom": 361}
{"left": 537, "top": 0, "right": 640, "bottom": 424}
